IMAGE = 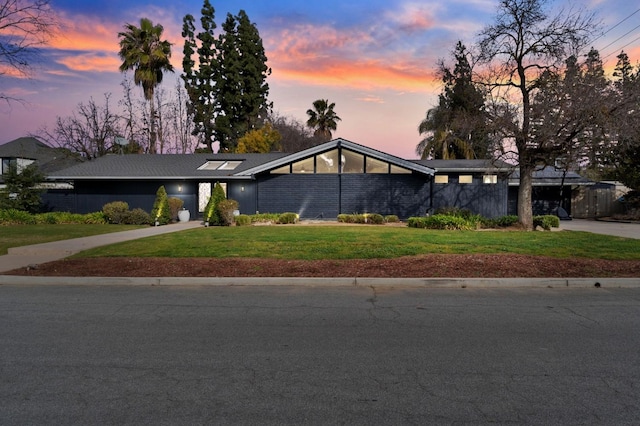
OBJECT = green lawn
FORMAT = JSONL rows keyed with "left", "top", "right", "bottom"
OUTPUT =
{"left": 73, "top": 225, "right": 640, "bottom": 261}
{"left": 0, "top": 224, "right": 145, "bottom": 255}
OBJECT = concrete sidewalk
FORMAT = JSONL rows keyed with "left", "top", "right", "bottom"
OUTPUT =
{"left": 0, "top": 220, "right": 202, "bottom": 273}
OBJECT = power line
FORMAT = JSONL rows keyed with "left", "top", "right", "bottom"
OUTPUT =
{"left": 602, "top": 34, "right": 640, "bottom": 61}
{"left": 591, "top": 7, "right": 640, "bottom": 44}
{"left": 600, "top": 23, "right": 640, "bottom": 52}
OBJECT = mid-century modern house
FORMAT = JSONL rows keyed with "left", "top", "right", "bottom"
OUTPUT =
{"left": 2, "top": 137, "right": 597, "bottom": 219}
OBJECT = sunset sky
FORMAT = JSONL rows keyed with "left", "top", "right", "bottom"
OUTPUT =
{"left": 1, "top": 0, "right": 639, "bottom": 158}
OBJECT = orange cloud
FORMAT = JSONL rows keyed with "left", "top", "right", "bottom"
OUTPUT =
{"left": 56, "top": 54, "right": 121, "bottom": 73}
{"left": 272, "top": 56, "right": 439, "bottom": 93}
{"left": 389, "top": 3, "right": 438, "bottom": 33}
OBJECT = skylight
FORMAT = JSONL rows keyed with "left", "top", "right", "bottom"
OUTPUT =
{"left": 198, "top": 160, "right": 243, "bottom": 171}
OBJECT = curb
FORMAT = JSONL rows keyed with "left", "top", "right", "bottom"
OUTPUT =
{"left": 1, "top": 276, "right": 639, "bottom": 288}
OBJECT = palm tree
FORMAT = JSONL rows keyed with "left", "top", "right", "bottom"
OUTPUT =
{"left": 306, "top": 99, "right": 341, "bottom": 142}
{"left": 118, "top": 18, "right": 173, "bottom": 154}
{"left": 417, "top": 105, "right": 474, "bottom": 160}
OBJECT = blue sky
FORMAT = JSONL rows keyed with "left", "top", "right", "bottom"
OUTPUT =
{"left": 1, "top": 0, "right": 639, "bottom": 158}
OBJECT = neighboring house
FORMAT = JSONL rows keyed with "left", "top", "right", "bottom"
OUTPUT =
{"left": 42, "top": 137, "right": 597, "bottom": 219}
{"left": 0, "top": 137, "right": 83, "bottom": 211}
{"left": 46, "top": 139, "right": 437, "bottom": 219}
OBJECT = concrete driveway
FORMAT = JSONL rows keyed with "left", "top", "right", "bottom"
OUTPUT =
{"left": 560, "top": 219, "right": 640, "bottom": 239}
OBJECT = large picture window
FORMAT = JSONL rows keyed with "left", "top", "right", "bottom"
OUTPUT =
{"left": 269, "top": 148, "right": 415, "bottom": 175}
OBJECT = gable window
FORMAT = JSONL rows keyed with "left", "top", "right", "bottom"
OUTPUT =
{"left": 390, "top": 165, "right": 411, "bottom": 174}
{"left": 271, "top": 165, "right": 290, "bottom": 174}
{"left": 366, "top": 157, "right": 388, "bottom": 174}
{"left": 459, "top": 175, "right": 473, "bottom": 184}
{"left": 483, "top": 174, "right": 498, "bottom": 184}
{"left": 342, "top": 150, "right": 364, "bottom": 173}
{"left": 292, "top": 157, "right": 314, "bottom": 173}
{"left": 316, "top": 149, "right": 340, "bottom": 173}
{"left": 435, "top": 175, "right": 448, "bottom": 184}
{"left": 267, "top": 148, "right": 421, "bottom": 175}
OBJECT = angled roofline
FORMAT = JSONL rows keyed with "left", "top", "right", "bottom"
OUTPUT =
{"left": 234, "top": 138, "right": 435, "bottom": 176}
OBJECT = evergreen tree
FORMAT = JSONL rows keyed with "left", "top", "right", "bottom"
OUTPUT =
{"left": 182, "top": 0, "right": 217, "bottom": 152}
{"left": 182, "top": 4, "right": 271, "bottom": 153}
{"left": 214, "top": 10, "right": 271, "bottom": 152}
{"left": 0, "top": 164, "right": 45, "bottom": 213}
{"left": 204, "top": 182, "right": 226, "bottom": 225}
{"left": 417, "top": 42, "right": 489, "bottom": 159}
{"left": 150, "top": 185, "right": 171, "bottom": 225}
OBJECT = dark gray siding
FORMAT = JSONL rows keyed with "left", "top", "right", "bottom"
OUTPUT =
{"left": 340, "top": 174, "right": 430, "bottom": 218}
{"left": 73, "top": 180, "right": 198, "bottom": 216}
{"left": 432, "top": 174, "right": 508, "bottom": 218}
{"left": 227, "top": 182, "right": 257, "bottom": 215}
{"left": 41, "top": 190, "right": 76, "bottom": 212}
{"left": 257, "top": 174, "right": 340, "bottom": 218}
{"left": 256, "top": 173, "right": 431, "bottom": 219}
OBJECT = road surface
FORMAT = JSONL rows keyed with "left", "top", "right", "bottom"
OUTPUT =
{"left": 2, "top": 284, "right": 639, "bottom": 424}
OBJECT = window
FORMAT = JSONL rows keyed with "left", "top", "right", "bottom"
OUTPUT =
{"left": 366, "top": 157, "right": 388, "bottom": 174}
{"left": 316, "top": 149, "right": 340, "bottom": 173}
{"left": 390, "top": 165, "right": 411, "bottom": 174}
{"left": 434, "top": 175, "right": 448, "bottom": 184}
{"left": 218, "top": 161, "right": 243, "bottom": 170}
{"left": 483, "top": 174, "right": 498, "bottom": 184}
{"left": 271, "top": 165, "right": 290, "bottom": 174}
{"left": 459, "top": 175, "right": 473, "bottom": 184}
{"left": 341, "top": 150, "right": 364, "bottom": 173}
{"left": 198, "top": 160, "right": 243, "bottom": 171}
{"left": 292, "top": 157, "right": 314, "bottom": 173}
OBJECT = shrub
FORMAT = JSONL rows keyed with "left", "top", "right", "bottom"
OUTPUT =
{"left": 277, "top": 212, "right": 298, "bottom": 224}
{"left": 0, "top": 209, "right": 36, "bottom": 225}
{"left": 82, "top": 212, "right": 107, "bottom": 224}
{"left": 217, "top": 199, "right": 239, "bottom": 226}
{"left": 385, "top": 215, "right": 400, "bottom": 223}
{"left": 366, "top": 213, "right": 385, "bottom": 224}
{"left": 337, "top": 214, "right": 351, "bottom": 223}
{"left": 235, "top": 214, "right": 251, "bottom": 226}
{"left": 151, "top": 186, "right": 171, "bottom": 225}
{"left": 534, "top": 215, "right": 560, "bottom": 231}
{"left": 436, "top": 206, "right": 474, "bottom": 219}
{"left": 36, "top": 212, "right": 60, "bottom": 224}
{"left": 251, "top": 213, "right": 280, "bottom": 223}
{"left": 168, "top": 197, "right": 184, "bottom": 222}
{"left": 123, "top": 208, "right": 151, "bottom": 225}
{"left": 407, "top": 214, "right": 474, "bottom": 230}
{"left": 103, "top": 201, "right": 130, "bottom": 224}
{"left": 495, "top": 215, "right": 520, "bottom": 228}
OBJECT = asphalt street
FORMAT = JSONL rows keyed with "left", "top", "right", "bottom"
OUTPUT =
{"left": 2, "top": 284, "right": 640, "bottom": 424}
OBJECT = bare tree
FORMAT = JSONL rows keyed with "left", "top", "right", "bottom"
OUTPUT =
{"left": 0, "top": 0, "right": 59, "bottom": 103}
{"left": 41, "top": 94, "right": 122, "bottom": 159}
{"left": 476, "top": 0, "right": 598, "bottom": 229}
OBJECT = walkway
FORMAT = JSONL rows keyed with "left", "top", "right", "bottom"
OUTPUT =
{"left": 0, "top": 220, "right": 202, "bottom": 273}
{"left": 560, "top": 219, "right": 640, "bottom": 239}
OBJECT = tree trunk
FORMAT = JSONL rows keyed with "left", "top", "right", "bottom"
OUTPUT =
{"left": 149, "top": 99, "right": 157, "bottom": 154}
{"left": 518, "top": 164, "right": 534, "bottom": 230}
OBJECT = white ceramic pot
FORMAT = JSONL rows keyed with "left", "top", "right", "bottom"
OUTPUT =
{"left": 178, "top": 209, "right": 190, "bottom": 222}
